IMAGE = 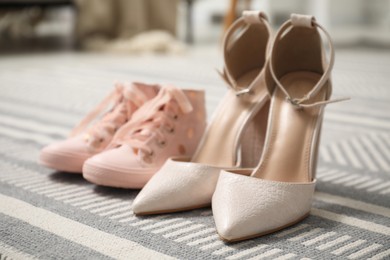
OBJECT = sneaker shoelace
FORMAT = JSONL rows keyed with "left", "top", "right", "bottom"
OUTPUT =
{"left": 70, "top": 83, "right": 149, "bottom": 151}
{"left": 110, "top": 86, "right": 193, "bottom": 162}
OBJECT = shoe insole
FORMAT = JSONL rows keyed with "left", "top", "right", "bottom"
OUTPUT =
{"left": 192, "top": 68, "right": 268, "bottom": 167}
{"left": 253, "top": 71, "right": 327, "bottom": 182}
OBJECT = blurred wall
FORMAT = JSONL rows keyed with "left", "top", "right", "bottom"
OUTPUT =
{"left": 187, "top": 0, "right": 390, "bottom": 46}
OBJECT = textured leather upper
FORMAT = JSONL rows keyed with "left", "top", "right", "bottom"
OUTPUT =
{"left": 212, "top": 171, "right": 316, "bottom": 241}
{"left": 132, "top": 158, "right": 226, "bottom": 214}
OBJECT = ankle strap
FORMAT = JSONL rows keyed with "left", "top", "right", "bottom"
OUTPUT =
{"left": 219, "top": 11, "right": 271, "bottom": 96}
{"left": 268, "top": 14, "right": 348, "bottom": 108}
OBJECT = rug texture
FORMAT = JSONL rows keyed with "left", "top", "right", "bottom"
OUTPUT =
{"left": 0, "top": 47, "right": 389, "bottom": 259}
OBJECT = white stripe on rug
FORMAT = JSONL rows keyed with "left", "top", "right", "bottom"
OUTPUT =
{"left": 0, "top": 124, "right": 55, "bottom": 144}
{"left": 0, "top": 114, "right": 69, "bottom": 137}
{"left": 311, "top": 208, "right": 390, "bottom": 236}
{"left": 325, "top": 112, "right": 390, "bottom": 130}
{"left": 316, "top": 235, "right": 351, "bottom": 251}
{"left": 314, "top": 192, "right": 390, "bottom": 218}
{"left": 0, "top": 194, "right": 174, "bottom": 259}
{"left": 301, "top": 231, "right": 337, "bottom": 246}
{"left": 274, "top": 224, "right": 310, "bottom": 238}
{"left": 0, "top": 98, "right": 79, "bottom": 126}
{"left": 247, "top": 248, "right": 284, "bottom": 260}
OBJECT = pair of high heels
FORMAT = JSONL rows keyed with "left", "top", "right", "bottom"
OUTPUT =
{"left": 133, "top": 12, "right": 348, "bottom": 242}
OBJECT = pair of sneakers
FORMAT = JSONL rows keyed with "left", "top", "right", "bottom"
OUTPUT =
{"left": 39, "top": 82, "right": 206, "bottom": 188}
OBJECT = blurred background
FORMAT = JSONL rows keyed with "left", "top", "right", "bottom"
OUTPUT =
{"left": 0, "top": 0, "right": 389, "bottom": 116}
{"left": 0, "top": 0, "right": 390, "bottom": 53}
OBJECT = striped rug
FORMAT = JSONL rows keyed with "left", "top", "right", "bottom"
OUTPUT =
{"left": 0, "top": 47, "right": 389, "bottom": 259}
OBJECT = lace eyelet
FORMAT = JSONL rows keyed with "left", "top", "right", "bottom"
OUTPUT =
{"left": 157, "top": 140, "right": 167, "bottom": 148}
{"left": 143, "top": 150, "right": 155, "bottom": 164}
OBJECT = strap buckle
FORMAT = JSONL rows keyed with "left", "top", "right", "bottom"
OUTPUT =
{"left": 286, "top": 97, "right": 303, "bottom": 109}
{"left": 217, "top": 68, "right": 253, "bottom": 97}
{"left": 235, "top": 86, "right": 253, "bottom": 97}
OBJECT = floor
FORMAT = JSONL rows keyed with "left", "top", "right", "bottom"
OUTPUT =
{"left": 0, "top": 46, "right": 389, "bottom": 259}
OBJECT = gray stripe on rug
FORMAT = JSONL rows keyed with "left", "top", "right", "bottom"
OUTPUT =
{"left": 0, "top": 213, "right": 112, "bottom": 260}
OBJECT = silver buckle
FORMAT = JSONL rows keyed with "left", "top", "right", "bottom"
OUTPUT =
{"left": 235, "top": 87, "right": 253, "bottom": 97}
{"left": 286, "top": 97, "right": 302, "bottom": 109}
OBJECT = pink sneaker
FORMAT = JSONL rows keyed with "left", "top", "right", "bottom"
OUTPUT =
{"left": 82, "top": 85, "right": 206, "bottom": 188}
{"left": 39, "top": 82, "right": 160, "bottom": 173}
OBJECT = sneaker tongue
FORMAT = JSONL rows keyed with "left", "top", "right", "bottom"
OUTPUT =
{"left": 101, "top": 100, "right": 126, "bottom": 122}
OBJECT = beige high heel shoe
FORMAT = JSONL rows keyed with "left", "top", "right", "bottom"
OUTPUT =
{"left": 132, "top": 11, "right": 272, "bottom": 215}
{"left": 212, "top": 14, "right": 349, "bottom": 242}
